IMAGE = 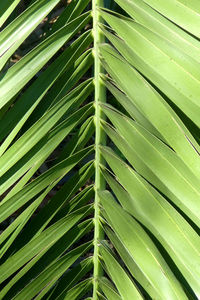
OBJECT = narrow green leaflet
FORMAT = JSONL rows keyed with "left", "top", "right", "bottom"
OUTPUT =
{"left": 0, "top": 12, "right": 91, "bottom": 109}
{"left": 100, "top": 147, "right": 200, "bottom": 297}
{"left": 13, "top": 242, "right": 92, "bottom": 300}
{"left": 104, "top": 225, "right": 159, "bottom": 299}
{"left": 100, "top": 43, "right": 200, "bottom": 178}
{"left": 0, "top": 205, "right": 92, "bottom": 284}
{"left": 143, "top": 0, "right": 200, "bottom": 38}
{"left": 101, "top": 11, "right": 200, "bottom": 129}
{"left": 0, "top": 105, "right": 93, "bottom": 197}
{"left": 0, "top": 31, "right": 92, "bottom": 149}
{"left": 100, "top": 241, "right": 143, "bottom": 299}
{"left": 114, "top": 0, "right": 200, "bottom": 61}
{"left": 99, "top": 278, "right": 122, "bottom": 300}
{"left": 0, "top": 0, "right": 61, "bottom": 70}
{"left": 104, "top": 78, "right": 163, "bottom": 140}
{"left": 60, "top": 279, "right": 93, "bottom": 300}
{"left": 102, "top": 105, "right": 200, "bottom": 226}
{"left": 0, "top": 0, "right": 21, "bottom": 27}
{"left": 0, "top": 220, "right": 93, "bottom": 299}
{"left": 49, "top": 258, "right": 93, "bottom": 300}
{"left": 99, "top": 190, "right": 187, "bottom": 299}
{"left": 0, "top": 80, "right": 93, "bottom": 178}
{"left": 0, "top": 146, "right": 93, "bottom": 223}
{"left": 50, "top": 0, "right": 90, "bottom": 34}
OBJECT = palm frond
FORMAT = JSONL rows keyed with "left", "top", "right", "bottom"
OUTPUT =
{"left": 0, "top": 0, "right": 200, "bottom": 299}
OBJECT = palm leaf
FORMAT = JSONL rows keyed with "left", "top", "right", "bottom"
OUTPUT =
{"left": 0, "top": 0, "right": 200, "bottom": 299}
